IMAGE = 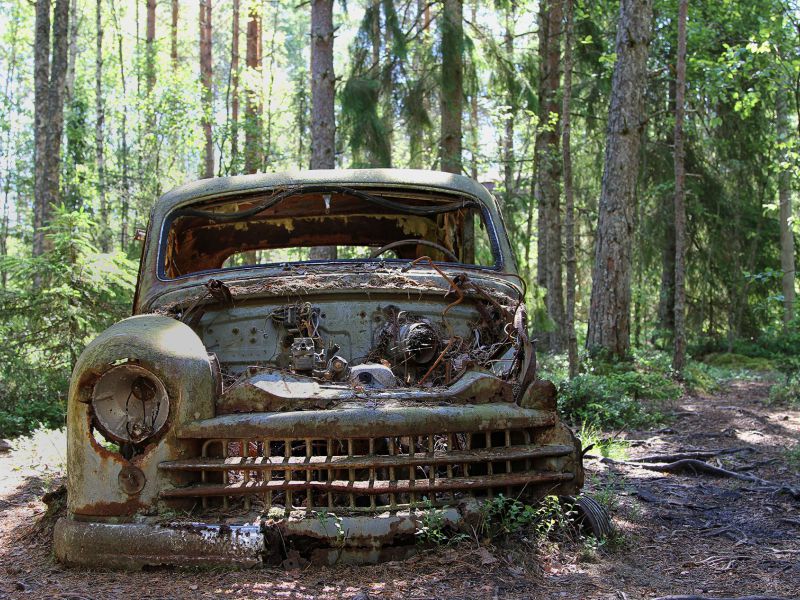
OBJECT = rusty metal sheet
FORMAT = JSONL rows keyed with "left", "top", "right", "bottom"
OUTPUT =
{"left": 54, "top": 518, "right": 263, "bottom": 569}
{"left": 177, "top": 403, "right": 555, "bottom": 439}
{"left": 159, "top": 443, "right": 574, "bottom": 473}
{"left": 216, "top": 368, "right": 514, "bottom": 413}
{"left": 160, "top": 471, "right": 574, "bottom": 499}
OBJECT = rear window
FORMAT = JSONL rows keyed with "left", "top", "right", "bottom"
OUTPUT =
{"left": 160, "top": 186, "right": 498, "bottom": 278}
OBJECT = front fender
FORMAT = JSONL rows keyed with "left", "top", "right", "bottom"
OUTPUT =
{"left": 66, "top": 315, "right": 215, "bottom": 518}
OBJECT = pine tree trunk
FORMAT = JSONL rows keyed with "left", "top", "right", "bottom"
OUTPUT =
{"left": 171, "top": 0, "right": 179, "bottom": 68}
{"left": 440, "top": 0, "right": 462, "bottom": 175}
{"left": 146, "top": 0, "right": 155, "bottom": 94}
{"left": 778, "top": 81, "right": 796, "bottom": 328}
{"left": 33, "top": 0, "right": 70, "bottom": 258}
{"left": 586, "top": 0, "right": 653, "bottom": 359}
{"left": 95, "top": 0, "right": 109, "bottom": 251}
{"left": 657, "top": 50, "right": 677, "bottom": 342}
{"left": 111, "top": 0, "right": 131, "bottom": 248}
{"left": 309, "top": 0, "right": 337, "bottom": 259}
{"left": 0, "top": 18, "right": 19, "bottom": 288}
{"left": 534, "top": 0, "right": 564, "bottom": 351}
{"left": 229, "top": 0, "right": 240, "bottom": 173}
{"left": 200, "top": 0, "right": 214, "bottom": 179}
{"left": 65, "top": 0, "right": 79, "bottom": 104}
{"left": 502, "top": 5, "right": 515, "bottom": 212}
{"left": 562, "top": 0, "right": 578, "bottom": 377}
{"left": 672, "top": 0, "right": 688, "bottom": 372}
{"left": 244, "top": 3, "right": 262, "bottom": 174}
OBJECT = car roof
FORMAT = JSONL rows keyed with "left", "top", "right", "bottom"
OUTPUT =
{"left": 154, "top": 168, "right": 500, "bottom": 214}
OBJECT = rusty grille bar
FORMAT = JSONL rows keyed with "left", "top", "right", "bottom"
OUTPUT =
{"left": 160, "top": 430, "right": 574, "bottom": 514}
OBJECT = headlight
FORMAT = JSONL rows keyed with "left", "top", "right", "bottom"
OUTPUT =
{"left": 91, "top": 363, "right": 170, "bottom": 444}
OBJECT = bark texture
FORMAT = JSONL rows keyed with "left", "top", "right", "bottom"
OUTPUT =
{"left": 562, "top": 0, "right": 578, "bottom": 377}
{"left": 439, "top": 0, "right": 463, "bottom": 175}
{"left": 534, "top": 0, "right": 564, "bottom": 351}
{"left": 230, "top": 0, "right": 240, "bottom": 172}
{"left": 33, "top": 0, "right": 71, "bottom": 257}
{"left": 309, "top": 0, "right": 337, "bottom": 259}
{"left": 586, "top": 0, "right": 653, "bottom": 358}
{"left": 171, "top": 0, "right": 179, "bottom": 68}
{"left": 778, "top": 84, "right": 796, "bottom": 327}
{"left": 244, "top": 2, "right": 262, "bottom": 174}
{"left": 95, "top": 0, "right": 108, "bottom": 250}
{"left": 672, "top": 0, "right": 688, "bottom": 371}
{"left": 200, "top": 0, "right": 214, "bottom": 178}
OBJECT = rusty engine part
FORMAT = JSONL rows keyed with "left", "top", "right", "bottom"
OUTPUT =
{"left": 349, "top": 363, "right": 397, "bottom": 388}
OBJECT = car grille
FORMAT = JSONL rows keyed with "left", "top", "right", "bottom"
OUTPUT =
{"left": 160, "top": 428, "right": 574, "bottom": 514}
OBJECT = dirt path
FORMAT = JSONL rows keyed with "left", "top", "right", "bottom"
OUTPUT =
{"left": 0, "top": 380, "right": 798, "bottom": 599}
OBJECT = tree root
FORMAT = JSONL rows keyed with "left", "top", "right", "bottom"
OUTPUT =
{"left": 632, "top": 447, "right": 754, "bottom": 463}
{"left": 601, "top": 457, "right": 800, "bottom": 499}
{"left": 652, "top": 596, "right": 794, "bottom": 600}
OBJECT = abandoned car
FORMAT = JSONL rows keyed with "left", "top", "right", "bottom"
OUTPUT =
{"left": 54, "top": 169, "right": 592, "bottom": 568}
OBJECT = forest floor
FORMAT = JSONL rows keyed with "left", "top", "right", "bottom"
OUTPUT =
{"left": 0, "top": 379, "right": 798, "bottom": 599}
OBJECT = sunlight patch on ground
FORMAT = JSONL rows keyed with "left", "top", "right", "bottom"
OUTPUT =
{"left": 0, "top": 428, "right": 66, "bottom": 496}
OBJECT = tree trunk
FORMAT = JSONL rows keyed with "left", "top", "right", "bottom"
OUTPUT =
{"left": 64, "top": 0, "right": 79, "bottom": 104}
{"left": 778, "top": 79, "right": 796, "bottom": 328}
{"left": 309, "top": 0, "right": 337, "bottom": 259}
{"left": 171, "top": 0, "right": 179, "bottom": 68}
{"left": 111, "top": 0, "right": 131, "bottom": 248}
{"left": 672, "top": 0, "right": 688, "bottom": 372}
{"left": 146, "top": 0, "right": 156, "bottom": 94}
{"left": 657, "top": 48, "right": 677, "bottom": 342}
{"left": 586, "top": 0, "right": 653, "bottom": 359}
{"left": 534, "top": 0, "right": 564, "bottom": 351}
{"left": 244, "top": 2, "right": 262, "bottom": 174}
{"left": 440, "top": 0, "right": 462, "bottom": 175}
{"left": 229, "top": 0, "right": 240, "bottom": 173}
{"left": 502, "top": 4, "right": 515, "bottom": 212}
{"left": 200, "top": 0, "right": 214, "bottom": 179}
{"left": 95, "top": 0, "right": 109, "bottom": 251}
{"left": 562, "top": 0, "right": 578, "bottom": 377}
{"left": 33, "top": 0, "right": 71, "bottom": 258}
{"left": 0, "top": 17, "right": 19, "bottom": 288}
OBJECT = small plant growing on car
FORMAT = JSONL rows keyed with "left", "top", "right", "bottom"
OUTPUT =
{"left": 479, "top": 494, "right": 576, "bottom": 542}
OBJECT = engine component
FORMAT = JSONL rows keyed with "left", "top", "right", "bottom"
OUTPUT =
{"left": 395, "top": 321, "right": 439, "bottom": 364}
{"left": 324, "top": 355, "right": 349, "bottom": 380}
{"left": 91, "top": 363, "right": 170, "bottom": 444}
{"left": 290, "top": 337, "right": 316, "bottom": 371}
{"left": 349, "top": 364, "right": 397, "bottom": 388}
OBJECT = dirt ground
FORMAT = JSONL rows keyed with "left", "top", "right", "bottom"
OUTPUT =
{"left": 0, "top": 379, "right": 798, "bottom": 599}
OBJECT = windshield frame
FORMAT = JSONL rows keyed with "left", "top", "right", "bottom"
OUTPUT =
{"left": 155, "top": 186, "right": 507, "bottom": 281}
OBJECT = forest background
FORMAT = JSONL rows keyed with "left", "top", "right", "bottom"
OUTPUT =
{"left": 0, "top": 0, "right": 799, "bottom": 438}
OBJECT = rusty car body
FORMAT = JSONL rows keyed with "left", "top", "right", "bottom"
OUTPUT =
{"left": 54, "top": 169, "right": 585, "bottom": 568}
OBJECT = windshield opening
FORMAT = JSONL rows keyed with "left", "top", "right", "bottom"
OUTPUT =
{"left": 160, "top": 187, "right": 498, "bottom": 278}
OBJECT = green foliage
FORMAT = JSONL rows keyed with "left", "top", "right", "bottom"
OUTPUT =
{"left": 0, "top": 208, "right": 136, "bottom": 438}
{"left": 555, "top": 354, "right": 681, "bottom": 430}
{"left": 479, "top": 494, "right": 576, "bottom": 542}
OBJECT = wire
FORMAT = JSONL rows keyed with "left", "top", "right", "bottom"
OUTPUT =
{"left": 172, "top": 184, "right": 480, "bottom": 222}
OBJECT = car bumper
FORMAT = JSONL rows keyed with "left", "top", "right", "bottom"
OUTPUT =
{"left": 54, "top": 503, "right": 472, "bottom": 569}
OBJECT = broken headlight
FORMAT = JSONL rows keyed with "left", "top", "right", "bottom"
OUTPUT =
{"left": 91, "top": 364, "right": 170, "bottom": 444}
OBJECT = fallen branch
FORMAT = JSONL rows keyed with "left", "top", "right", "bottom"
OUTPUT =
{"left": 601, "top": 457, "right": 800, "bottom": 499}
{"left": 652, "top": 596, "right": 794, "bottom": 600}
{"left": 632, "top": 448, "right": 753, "bottom": 463}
